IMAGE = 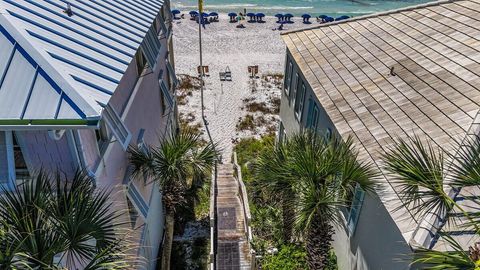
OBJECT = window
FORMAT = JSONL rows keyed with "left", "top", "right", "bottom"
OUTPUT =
{"left": 306, "top": 99, "right": 319, "bottom": 130}
{"left": 136, "top": 49, "right": 147, "bottom": 75}
{"left": 140, "top": 24, "right": 162, "bottom": 69}
{"left": 166, "top": 60, "right": 178, "bottom": 88}
{"left": 95, "top": 121, "right": 110, "bottom": 155}
{"left": 295, "top": 82, "right": 306, "bottom": 120}
{"left": 0, "top": 131, "right": 14, "bottom": 189}
{"left": 325, "top": 128, "right": 332, "bottom": 140}
{"left": 12, "top": 133, "right": 28, "bottom": 181}
{"left": 127, "top": 182, "right": 149, "bottom": 219}
{"left": 278, "top": 122, "right": 286, "bottom": 144}
{"left": 285, "top": 61, "right": 293, "bottom": 96}
{"left": 347, "top": 184, "right": 365, "bottom": 235}
{"left": 291, "top": 73, "right": 299, "bottom": 106}
{"left": 157, "top": 13, "right": 169, "bottom": 37}
{"left": 126, "top": 197, "right": 139, "bottom": 229}
{"left": 159, "top": 75, "right": 174, "bottom": 109}
{"left": 102, "top": 104, "right": 132, "bottom": 150}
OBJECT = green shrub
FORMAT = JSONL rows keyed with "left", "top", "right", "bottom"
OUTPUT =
{"left": 261, "top": 244, "right": 308, "bottom": 270}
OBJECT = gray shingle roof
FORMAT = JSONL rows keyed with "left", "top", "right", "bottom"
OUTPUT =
{"left": 282, "top": 0, "right": 480, "bottom": 243}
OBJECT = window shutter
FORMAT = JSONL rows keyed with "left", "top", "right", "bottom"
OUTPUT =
{"left": 159, "top": 79, "right": 174, "bottom": 107}
{"left": 0, "top": 131, "right": 14, "bottom": 189}
{"left": 127, "top": 182, "right": 149, "bottom": 219}
{"left": 158, "top": 14, "right": 169, "bottom": 37}
{"left": 166, "top": 60, "right": 178, "bottom": 87}
{"left": 347, "top": 184, "right": 365, "bottom": 235}
{"left": 102, "top": 104, "right": 132, "bottom": 150}
{"left": 140, "top": 25, "right": 161, "bottom": 69}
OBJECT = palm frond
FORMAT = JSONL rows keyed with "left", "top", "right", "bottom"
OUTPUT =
{"left": 450, "top": 137, "right": 480, "bottom": 188}
{"left": 413, "top": 234, "right": 475, "bottom": 269}
{"left": 382, "top": 135, "right": 454, "bottom": 218}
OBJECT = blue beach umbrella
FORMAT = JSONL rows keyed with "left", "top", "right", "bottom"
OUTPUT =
{"left": 325, "top": 16, "right": 335, "bottom": 22}
{"left": 201, "top": 12, "right": 209, "bottom": 17}
{"left": 189, "top": 10, "right": 198, "bottom": 19}
{"left": 275, "top": 13, "right": 284, "bottom": 23}
{"left": 319, "top": 14, "right": 328, "bottom": 19}
{"left": 335, "top": 15, "right": 350, "bottom": 21}
{"left": 256, "top": 13, "right": 265, "bottom": 22}
{"left": 302, "top": 14, "right": 311, "bottom": 24}
{"left": 172, "top": 9, "right": 181, "bottom": 15}
{"left": 228, "top": 12, "right": 237, "bottom": 22}
{"left": 284, "top": 13, "right": 294, "bottom": 23}
{"left": 246, "top": 12, "right": 256, "bottom": 22}
{"left": 209, "top": 12, "right": 219, "bottom": 17}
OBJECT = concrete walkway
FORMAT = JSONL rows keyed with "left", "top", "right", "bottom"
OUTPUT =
{"left": 216, "top": 163, "right": 251, "bottom": 270}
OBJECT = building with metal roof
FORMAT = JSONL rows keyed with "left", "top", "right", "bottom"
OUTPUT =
{"left": 0, "top": 0, "right": 178, "bottom": 268}
{"left": 278, "top": 0, "right": 480, "bottom": 268}
{"left": 0, "top": 0, "right": 166, "bottom": 127}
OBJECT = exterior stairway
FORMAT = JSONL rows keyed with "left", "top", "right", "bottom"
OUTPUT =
{"left": 216, "top": 163, "right": 251, "bottom": 270}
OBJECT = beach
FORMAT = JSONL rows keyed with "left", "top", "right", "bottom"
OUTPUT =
{"left": 173, "top": 14, "right": 307, "bottom": 158}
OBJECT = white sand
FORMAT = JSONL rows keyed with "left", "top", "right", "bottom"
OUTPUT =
{"left": 173, "top": 14, "right": 308, "bottom": 158}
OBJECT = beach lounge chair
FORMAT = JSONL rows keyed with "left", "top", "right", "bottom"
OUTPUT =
{"left": 197, "top": 66, "right": 210, "bottom": 77}
{"left": 225, "top": 67, "right": 232, "bottom": 81}
{"left": 248, "top": 65, "right": 259, "bottom": 78}
{"left": 219, "top": 72, "right": 226, "bottom": 81}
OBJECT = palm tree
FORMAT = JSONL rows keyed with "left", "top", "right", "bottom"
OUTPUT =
{"left": 383, "top": 135, "right": 480, "bottom": 269}
{"left": 255, "top": 131, "right": 376, "bottom": 269}
{"left": 0, "top": 171, "right": 132, "bottom": 269}
{"left": 128, "top": 128, "right": 216, "bottom": 270}
{"left": 254, "top": 140, "right": 295, "bottom": 242}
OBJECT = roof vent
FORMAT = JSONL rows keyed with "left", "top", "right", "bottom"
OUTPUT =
{"left": 64, "top": 3, "right": 73, "bottom": 17}
{"left": 390, "top": 66, "right": 397, "bottom": 76}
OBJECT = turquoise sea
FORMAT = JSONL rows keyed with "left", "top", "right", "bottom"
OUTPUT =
{"left": 172, "top": 0, "right": 432, "bottom": 17}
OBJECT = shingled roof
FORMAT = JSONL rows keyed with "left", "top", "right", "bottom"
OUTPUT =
{"left": 282, "top": 0, "right": 480, "bottom": 246}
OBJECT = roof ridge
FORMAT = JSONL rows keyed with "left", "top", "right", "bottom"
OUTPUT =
{"left": 280, "top": 0, "right": 459, "bottom": 35}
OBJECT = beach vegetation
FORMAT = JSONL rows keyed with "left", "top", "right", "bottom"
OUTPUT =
{"left": 236, "top": 114, "right": 256, "bottom": 131}
{"left": 0, "top": 171, "right": 133, "bottom": 269}
{"left": 254, "top": 131, "right": 376, "bottom": 269}
{"left": 235, "top": 131, "right": 375, "bottom": 269}
{"left": 128, "top": 128, "right": 217, "bottom": 270}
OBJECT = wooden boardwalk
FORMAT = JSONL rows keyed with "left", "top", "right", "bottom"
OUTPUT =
{"left": 216, "top": 163, "right": 251, "bottom": 270}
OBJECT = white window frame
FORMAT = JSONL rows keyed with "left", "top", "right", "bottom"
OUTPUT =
{"left": 102, "top": 104, "right": 132, "bottom": 151}
{"left": 291, "top": 73, "right": 299, "bottom": 106}
{"left": 157, "top": 13, "right": 169, "bottom": 38}
{"left": 159, "top": 78, "right": 174, "bottom": 108}
{"left": 166, "top": 60, "right": 178, "bottom": 87}
{"left": 140, "top": 24, "right": 161, "bottom": 69}
{"left": 126, "top": 181, "right": 149, "bottom": 219}
{"left": 295, "top": 82, "right": 306, "bottom": 121}
{"left": 347, "top": 184, "right": 365, "bottom": 235}
{"left": 285, "top": 62, "right": 293, "bottom": 96}
{"left": 0, "top": 131, "right": 15, "bottom": 191}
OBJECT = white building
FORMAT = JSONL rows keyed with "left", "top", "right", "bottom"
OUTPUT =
{"left": 0, "top": 0, "right": 177, "bottom": 268}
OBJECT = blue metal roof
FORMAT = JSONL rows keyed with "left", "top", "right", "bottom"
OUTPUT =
{"left": 0, "top": 0, "right": 164, "bottom": 124}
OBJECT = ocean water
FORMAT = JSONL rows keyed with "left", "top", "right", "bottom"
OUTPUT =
{"left": 172, "top": 0, "right": 432, "bottom": 17}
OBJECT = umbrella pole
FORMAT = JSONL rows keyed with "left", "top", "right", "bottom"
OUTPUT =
{"left": 198, "top": 1, "right": 218, "bottom": 269}
{"left": 197, "top": 3, "right": 214, "bottom": 146}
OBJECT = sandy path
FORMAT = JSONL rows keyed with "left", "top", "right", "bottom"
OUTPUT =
{"left": 173, "top": 14, "right": 307, "bottom": 158}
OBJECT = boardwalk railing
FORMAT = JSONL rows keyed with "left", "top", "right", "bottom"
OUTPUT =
{"left": 209, "top": 161, "right": 218, "bottom": 270}
{"left": 232, "top": 152, "right": 257, "bottom": 269}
